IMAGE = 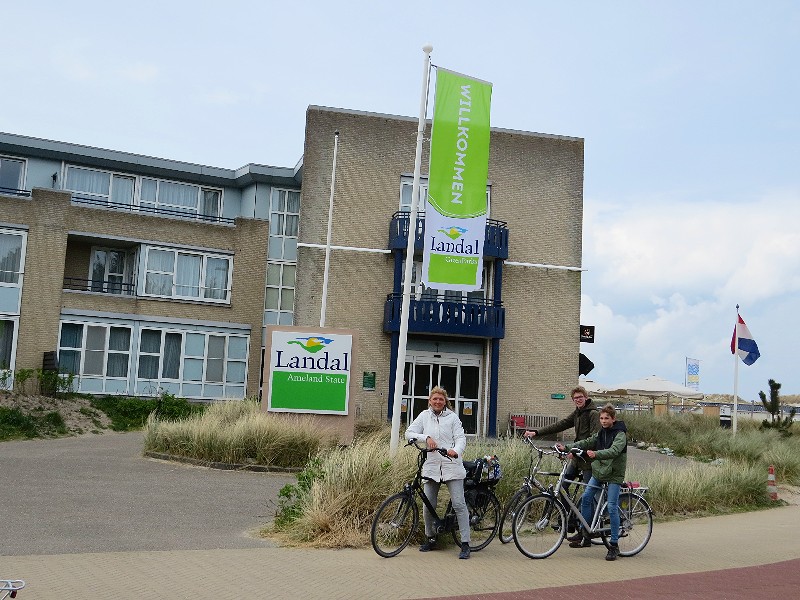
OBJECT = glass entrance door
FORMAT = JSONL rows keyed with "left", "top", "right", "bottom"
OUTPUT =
{"left": 401, "top": 352, "right": 482, "bottom": 435}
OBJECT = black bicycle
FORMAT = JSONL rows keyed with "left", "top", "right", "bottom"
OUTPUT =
{"left": 370, "top": 439, "right": 501, "bottom": 558}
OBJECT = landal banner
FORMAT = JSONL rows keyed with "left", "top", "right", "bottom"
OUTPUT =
{"left": 423, "top": 68, "right": 492, "bottom": 291}
{"left": 265, "top": 327, "right": 355, "bottom": 415}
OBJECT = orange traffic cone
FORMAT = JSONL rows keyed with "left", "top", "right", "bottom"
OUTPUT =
{"left": 767, "top": 465, "right": 778, "bottom": 501}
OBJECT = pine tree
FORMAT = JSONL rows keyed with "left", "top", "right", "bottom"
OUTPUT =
{"left": 759, "top": 379, "right": 796, "bottom": 436}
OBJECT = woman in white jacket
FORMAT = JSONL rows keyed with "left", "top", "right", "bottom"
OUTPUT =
{"left": 404, "top": 386, "right": 471, "bottom": 559}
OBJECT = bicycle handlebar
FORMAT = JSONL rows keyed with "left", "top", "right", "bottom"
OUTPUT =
{"left": 406, "top": 438, "right": 450, "bottom": 457}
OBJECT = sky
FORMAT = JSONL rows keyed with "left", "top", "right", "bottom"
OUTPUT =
{"left": 2, "top": 1, "right": 798, "bottom": 400}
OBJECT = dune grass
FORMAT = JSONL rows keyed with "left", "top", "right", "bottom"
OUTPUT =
{"left": 144, "top": 403, "right": 797, "bottom": 548}
{"left": 143, "top": 399, "right": 337, "bottom": 469}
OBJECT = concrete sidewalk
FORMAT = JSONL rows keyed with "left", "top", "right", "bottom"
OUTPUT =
{"left": 3, "top": 432, "right": 798, "bottom": 599}
{"left": 4, "top": 503, "right": 800, "bottom": 599}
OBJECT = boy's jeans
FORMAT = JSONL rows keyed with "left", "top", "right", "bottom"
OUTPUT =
{"left": 580, "top": 477, "right": 621, "bottom": 544}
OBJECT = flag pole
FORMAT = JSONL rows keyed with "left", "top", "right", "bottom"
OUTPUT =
{"left": 389, "top": 44, "right": 433, "bottom": 456}
{"left": 320, "top": 130, "right": 340, "bottom": 327}
{"left": 732, "top": 304, "right": 740, "bottom": 434}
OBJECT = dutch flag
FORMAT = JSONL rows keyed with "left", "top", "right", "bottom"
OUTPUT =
{"left": 731, "top": 315, "right": 760, "bottom": 366}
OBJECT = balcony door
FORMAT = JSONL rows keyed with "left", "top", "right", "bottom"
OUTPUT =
{"left": 401, "top": 351, "right": 482, "bottom": 435}
{"left": 403, "top": 259, "right": 487, "bottom": 304}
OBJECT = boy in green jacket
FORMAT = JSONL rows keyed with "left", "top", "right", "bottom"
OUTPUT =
{"left": 566, "top": 403, "right": 627, "bottom": 561}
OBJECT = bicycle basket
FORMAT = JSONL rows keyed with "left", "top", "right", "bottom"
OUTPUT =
{"left": 466, "top": 456, "right": 502, "bottom": 485}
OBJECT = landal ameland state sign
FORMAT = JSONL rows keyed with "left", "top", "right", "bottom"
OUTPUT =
{"left": 422, "top": 68, "right": 492, "bottom": 291}
{"left": 265, "top": 327, "right": 355, "bottom": 415}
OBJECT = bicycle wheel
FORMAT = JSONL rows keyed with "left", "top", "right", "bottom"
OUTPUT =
{"left": 371, "top": 492, "right": 419, "bottom": 557}
{"left": 499, "top": 489, "right": 530, "bottom": 544}
{"left": 599, "top": 492, "right": 653, "bottom": 557}
{"left": 512, "top": 494, "right": 567, "bottom": 559}
{"left": 451, "top": 488, "right": 500, "bottom": 551}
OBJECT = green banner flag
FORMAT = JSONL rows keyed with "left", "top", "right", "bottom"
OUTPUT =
{"left": 423, "top": 68, "right": 492, "bottom": 291}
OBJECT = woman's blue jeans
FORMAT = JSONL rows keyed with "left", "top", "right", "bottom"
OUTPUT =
{"left": 580, "top": 477, "right": 621, "bottom": 544}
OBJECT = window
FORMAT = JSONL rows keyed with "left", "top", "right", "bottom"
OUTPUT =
{"left": 265, "top": 188, "right": 299, "bottom": 330}
{"left": 264, "top": 263, "right": 295, "bottom": 325}
{"left": 137, "top": 329, "right": 181, "bottom": 380}
{"left": 400, "top": 177, "right": 491, "bottom": 213}
{"left": 268, "top": 189, "right": 300, "bottom": 260}
{"left": 401, "top": 259, "right": 487, "bottom": 304}
{"left": 0, "top": 230, "right": 25, "bottom": 285}
{"left": 90, "top": 247, "right": 130, "bottom": 294}
{"left": 137, "top": 328, "right": 248, "bottom": 398}
{"left": 65, "top": 166, "right": 222, "bottom": 219}
{"left": 400, "top": 180, "right": 429, "bottom": 212}
{"left": 0, "top": 157, "right": 25, "bottom": 192}
{"left": 58, "top": 323, "right": 131, "bottom": 379}
{"left": 142, "top": 246, "right": 231, "bottom": 303}
{"left": 0, "top": 319, "right": 15, "bottom": 371}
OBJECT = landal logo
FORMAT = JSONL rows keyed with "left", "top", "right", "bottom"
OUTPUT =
{"left": 438, "top": 226, "right": 467, "bottom": 240}
{"left": 288, "top": 336, "right": 333, "bottom": 354}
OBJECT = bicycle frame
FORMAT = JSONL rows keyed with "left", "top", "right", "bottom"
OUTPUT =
{"left": 401, "top": 442, "right": 459, "bottom": 534}
{"left": 553, "top": 470, "right": 609, "bottom": 538}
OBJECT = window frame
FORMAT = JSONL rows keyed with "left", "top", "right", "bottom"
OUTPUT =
{"left": 0, "top": 228, "right": 27, "bottom": 290}
{"left": 57, "top": 321, "right": 132, "bottom": 381}
{"left": 64, "top": 165, "right": 224, "bottom": 220}
{"left": 141, "top": 245, "right": 233, "bottom": 304}
{"left": 400, "top": 176, "right": 491, "bottom": 215}
{"left": 0, "top": 155, "right": 26, "bottom": 193}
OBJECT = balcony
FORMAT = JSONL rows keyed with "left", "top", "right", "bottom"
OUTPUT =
{"left": 63, "top": 277, "right": 136, "bottom": 296}
{"left": 388, "top": 212, "right": 508, "bottom": 259}
{"left": 383, "top": 293, "right": 505, "bottom": 339}
{"left": 0, "top": 187, "right": 31, "bottom": 198}
{"left": 71, "top": 195, "right": 235, "bottom": 225}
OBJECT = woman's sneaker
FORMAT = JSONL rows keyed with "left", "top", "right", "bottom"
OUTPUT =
{"left": 419, "top": 538, "right": 437, "bottom": 552}
{"left": 459, "top": 542, "right": 471, "bottom": 559}
{"left": 605, "top": 543, "right": 620, "bottom": 561}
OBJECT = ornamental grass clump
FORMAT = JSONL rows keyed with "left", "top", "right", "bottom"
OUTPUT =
{"left": 273, "top": 430, "right": 416, "bottom": 547}
{"left": 143, "top": 398, "right": 335, "bottom": 469}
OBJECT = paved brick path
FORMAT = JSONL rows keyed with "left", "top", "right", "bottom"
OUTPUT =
{"left": 2, "top": 432, "right": 799, "bottom": 599}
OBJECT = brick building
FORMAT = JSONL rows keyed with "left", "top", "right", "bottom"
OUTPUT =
{"left": 0, "top": 105, "right": 583, "bottom": 435}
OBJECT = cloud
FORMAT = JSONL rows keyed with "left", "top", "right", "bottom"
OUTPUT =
{"left": 119, "top": 63, "right": 159, "bottom": 83}
{"left": 581, "top": 187, "right": 800, "bottom": 397}
{"left": 585, "top": 188, "right": 800, "bottom": 303}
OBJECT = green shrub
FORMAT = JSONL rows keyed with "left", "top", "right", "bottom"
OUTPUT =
{"left": 0, "top": 406, "right": 39, "bottom": 440}
{"left": 91, "top": 393, "right": 203, "bottom": 431}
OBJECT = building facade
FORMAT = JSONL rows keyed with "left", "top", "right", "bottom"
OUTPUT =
{"left": 296, "top": 107, "right": 584, "bottom": 436}
{"left": 0, "top": 133, "right": 300, "bottom": 400}
{"left": 0, "top": 105, "right": 583, "bottom": 435}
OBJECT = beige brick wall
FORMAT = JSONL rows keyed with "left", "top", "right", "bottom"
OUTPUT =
{"left": 1, "top": 188, "right": 268, "bottom": 397}
{"left": 298, "top": 107, "right": 584, "bottom": 426}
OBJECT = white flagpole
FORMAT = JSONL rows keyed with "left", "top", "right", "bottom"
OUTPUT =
{"left": 390, "top": 44, "right": 433, "bottom": 456}
{"left": 320, "top": 130, "right": 340, "bottom": 328}
{"left": 732, "top": 304, "right": 740, "bottom": 434}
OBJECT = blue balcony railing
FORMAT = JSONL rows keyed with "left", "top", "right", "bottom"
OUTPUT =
{"left": 383, "top": 293, "right": 505, "bottom": 339}
{"left": 388, "top": 212, "right": 508, "bottom": 259}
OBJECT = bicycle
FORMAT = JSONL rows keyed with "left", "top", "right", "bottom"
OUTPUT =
{"left": 512, "top": 445, "right": 653, "bottom": 559}
{"left": 370, "top": 439, "right": 501, "bottom": 558}
{"left": 499, "top": 437, "right": 592, "bottom": 544}
{"left": 1, "top": 579, "right": 24, "bottom": 599}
